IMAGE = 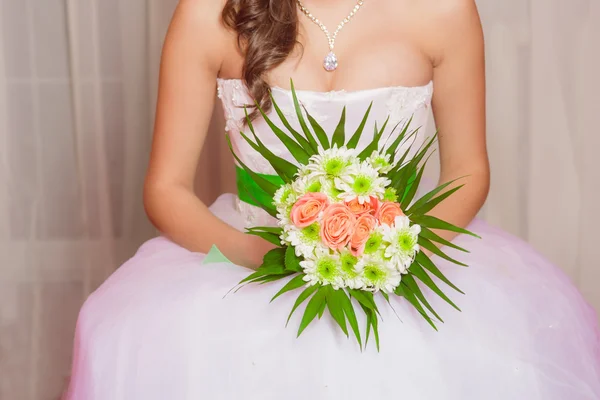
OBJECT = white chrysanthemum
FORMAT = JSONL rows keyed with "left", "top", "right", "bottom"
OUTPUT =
{"left": 339, "top": 250, "right": 366, "bottom": 289}
{"left": 273, "top": 183, "right": 297, "bottom": 208}
{"left": 304, "top": 145, "right": 357, "bottom": 179}
{"left": 335, "top": 163, "right": 391, "bottom": 204}
{"left": 355, "top": 253, "right": 401, "bottom": 293}
{"left": 292, "top": 175, "right": 324, "bottom": 196}
{"left": 282, "top": 222, "right": 322, "bottom": 258}
{"left": 300, "top": 247, "right": 345, "bottom": 289}
{"left": 382, "top": 215, "right": 421, "bottom": 273}
{"left": 273, "top": 184, "right": 298, "bottom": 225}
{"left": 320, "top": 177, "right": 344, "bottom": 202}
{"left": 366, "top": 150, "right": 393, "bottom": 173}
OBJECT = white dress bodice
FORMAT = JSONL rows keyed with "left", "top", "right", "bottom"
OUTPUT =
{"left": 216, "top": 78, "right": 434, "bottom": 227}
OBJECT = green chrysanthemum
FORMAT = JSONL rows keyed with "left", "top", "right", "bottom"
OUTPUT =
{"left": 383, "top": 187, "right": 399, "bottom": 202}
{"left": 364, "top": 231, "right": 384, "bottom": 255}
{"left": 300, "top": 248, "right": 344, "bottom": 288}
{"left": 357, "top": 255, "right": 401, "bottom": 293}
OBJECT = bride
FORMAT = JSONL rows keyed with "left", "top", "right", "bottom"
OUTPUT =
{"left": 66, "top": 0, "right": 600, "bottom": 398}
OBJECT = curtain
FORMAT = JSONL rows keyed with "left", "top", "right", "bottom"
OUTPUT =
{"left": 0, "top": 0, "right": 597, "bottom": 398}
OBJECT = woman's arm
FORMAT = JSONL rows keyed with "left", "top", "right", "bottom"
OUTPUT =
{"left": 144, "top": 0, "right": 273, "bottom": 269}
{"left": 428, "top": 0, "right": 489, "bottom": 241}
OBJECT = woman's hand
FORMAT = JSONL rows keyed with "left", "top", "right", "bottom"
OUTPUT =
{"left": 235, "top": 234, "right": 278, "bottom": 271}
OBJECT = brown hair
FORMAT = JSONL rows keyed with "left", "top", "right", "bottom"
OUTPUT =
{"left": 222, "top": 0, "right": 299, "bottom": 119}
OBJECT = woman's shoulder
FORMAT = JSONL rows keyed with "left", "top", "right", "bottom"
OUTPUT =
{"left": 163, "top": 0, "right": 237, "bottom": 71}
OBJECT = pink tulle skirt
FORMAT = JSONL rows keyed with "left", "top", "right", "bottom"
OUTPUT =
{"left": 66, "top": 194, "right": 600, "bottom": 399}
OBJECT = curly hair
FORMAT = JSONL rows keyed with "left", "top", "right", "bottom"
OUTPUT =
{"left": 222, "top": 0, "right": 299, "bottom": 119}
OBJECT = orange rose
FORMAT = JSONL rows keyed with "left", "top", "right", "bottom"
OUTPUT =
{"left": 320, "top": 204, "right": 356, "bottom": 251}
{"left": 349, "top": 214, "right": 377, "bottom": 257}
{"left": 290, "top": 192, "right": 330, "bottom": 228}
{"left": 345, "top": 196, "right": 380, "bottom": 216}
{"left": 376, "top": 201, "right": 404, "bottom": 226}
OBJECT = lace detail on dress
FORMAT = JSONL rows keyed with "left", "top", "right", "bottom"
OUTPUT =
{"left": 386, "top": 83, "right": 433, "bottom": 127}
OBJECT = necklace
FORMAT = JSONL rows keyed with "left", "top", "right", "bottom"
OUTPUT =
{"left": 296, "top": 0, "right": 365, "bottom": 72}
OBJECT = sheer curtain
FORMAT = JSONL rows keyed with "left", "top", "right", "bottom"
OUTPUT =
{"left": 0, "top": 0, "right": 597, "bottom": 399}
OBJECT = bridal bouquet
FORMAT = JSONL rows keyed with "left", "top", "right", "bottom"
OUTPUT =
{"left": 227, "top": 81, "right": 477, "bottom": 350}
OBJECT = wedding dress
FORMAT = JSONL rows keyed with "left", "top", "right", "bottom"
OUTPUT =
{"left": 65, "top": 78, "right": 600, "bottom": 399}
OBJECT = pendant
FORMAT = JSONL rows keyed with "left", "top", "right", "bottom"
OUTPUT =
{"left": 323, "top": 51, "right": 338, "bottom": 72}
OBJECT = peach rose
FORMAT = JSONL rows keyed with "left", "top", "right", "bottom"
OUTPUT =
{"left": 290, "top": 192, "right": 330, "bottom": 228}
{"left": 349, "top": 214, "right": 377, "bottom": 257}
{"left": 320, "top": 204, "right": 356, "bottom": 251}
{"left": 376, "top": 201, "right": 404, "bottom": 226}
{"left": 345, "top": 196, "right": 380, "bottom": 216}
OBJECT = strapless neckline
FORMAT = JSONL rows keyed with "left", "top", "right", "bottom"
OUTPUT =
{"left": 216, "top": 78, "right": 434, "bottom": 99}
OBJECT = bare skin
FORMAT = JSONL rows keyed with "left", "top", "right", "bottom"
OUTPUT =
{"left": 144, "top": 0, "right": 488, "bottom": 269}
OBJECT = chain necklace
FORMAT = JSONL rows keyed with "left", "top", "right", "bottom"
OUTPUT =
{"left": 296, "top": 0, "right": 365, "bottom": 72}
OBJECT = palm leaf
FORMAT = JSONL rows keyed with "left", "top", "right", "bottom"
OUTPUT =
{"left": 255, "top": 103, "right": 310, "bottom": 164}
{"left": 286, "top": 284, "right": 320, "bottom": 326}
{"left": 269, "top": 93, "right": 317, "bottom": 153}
{"left": 297, "top": 287, "right": 327, "bottom": 337}
{"left": 410, "top": 263, "right": 461, "bottom": 311}
{"left": 325, "top": 287, "right": 348, "bottom": 337}
{"left": 418, "top": 237, "right": 468, "bottom": 267}
{"left": 346, "top": 102, "right": 373, "bottom": 148}
{"left": 271, "top": 274, "right": 306, "bottom": 302}
{"left": 304, "top": 107, "right": 330, "bottom": 150}
{"left": 290, "top": 80, "right": 321, "bottom": 154}
{"left": 415, "top": 252, "right": 464, "bottom": 294}
{"left": 331, "top": 106, "right": 346, "bottom": 147}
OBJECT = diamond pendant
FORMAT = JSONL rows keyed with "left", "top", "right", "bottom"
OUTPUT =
{"left": 323, "top": 51, "right": 338, "bottom": 72}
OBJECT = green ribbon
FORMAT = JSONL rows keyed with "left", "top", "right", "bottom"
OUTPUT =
{"left": 236, "top": 166, "right": 284, "bottom": 207}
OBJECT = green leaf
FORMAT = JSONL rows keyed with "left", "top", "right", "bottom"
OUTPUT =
{"left": 246, "top": 226, "right": 283, "bottom": 235}
{"left": 286, "top": 284, "right": 320, "bottom": 326}
{"left": 331, "top": 106, "right": 346, "bottom": 147}
{"left": 256, "top": 272, "right": 295, "bottom": 284}
{"left": 419, "top": 227, "right": 469, "bottom": 253}
{"left": 318, "top": 300, "right": 327, "bottom": 319}
{"left": 400, "top": 164, "right": 426, "bottom": 210}
{"left": 284, "top": 246, "right": 303, "bottom": 272}
{"left": 271, "top": 274, "right": 307, "bottom": 302}
{"left": 303, "top": 106, "right": 330, "bottom": 150}
{"left": 408, "top": 185, "right": 465, "bottom": 217}
{"left": 255, "top": 102, "right": 310, "bottom": 165}
{"left": 359, "top": 304, "right": 374, "bottom": 348}
{"left": 346, "top": 102, "right": 373, "bottom": 149}
{"left": 410, "top": 263, "right": 461, "bottom": 311}
{"left": 397, "top": 284, "right": 438, "bottom": 331}
{"left": 389, "top": 128, "right": 420, "bottom": 167}
{"left": 407, "top": 178, "right": 464, "bottom": 215}
{"left": 245, "top": 230, "right": 282, "bottom": 246}
{"left": 418, "top": 237, "right": 468, "bottom": 267}
{"left": 402, "top": 274, "right": 444, "bottom": 322}
{"left": 263, "top": 247, "right": 286, "bottom": 267}
{"left": 290, "top": 80, "right": 321, "bottom": 154}
{"left": 411, "top": 215, "right": 480, "bottom": 238}
{"left": 239, "top": 264, "right": 286, "bottom": 285}
{"left": 339, "top": 290, "right": 362, "bottom": 349}
{"left": 325, "top": 287, "right": 349, "bottom": 337}
{"left": 357, "top": 116, "right": 390, "bottom": 160}
{"left": 225, "top": 134, "right": 279, "bottom": 198}
{"left": 270, "top": 93, "right": 317, "bottom": 153}
{"left": 370, "top": 309, "right": 380, "bottom": 351}
{"left": 348, "top": 289, "right": 377, "bottom": 311}
{"left": 297, "top": 287, "right": 327, "bottom": 337}
{"left": 415, "top": 252, "right": 464, "bottom": 294}
{"left": 386, "top": 116, "right": 414, "bottom": 160}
